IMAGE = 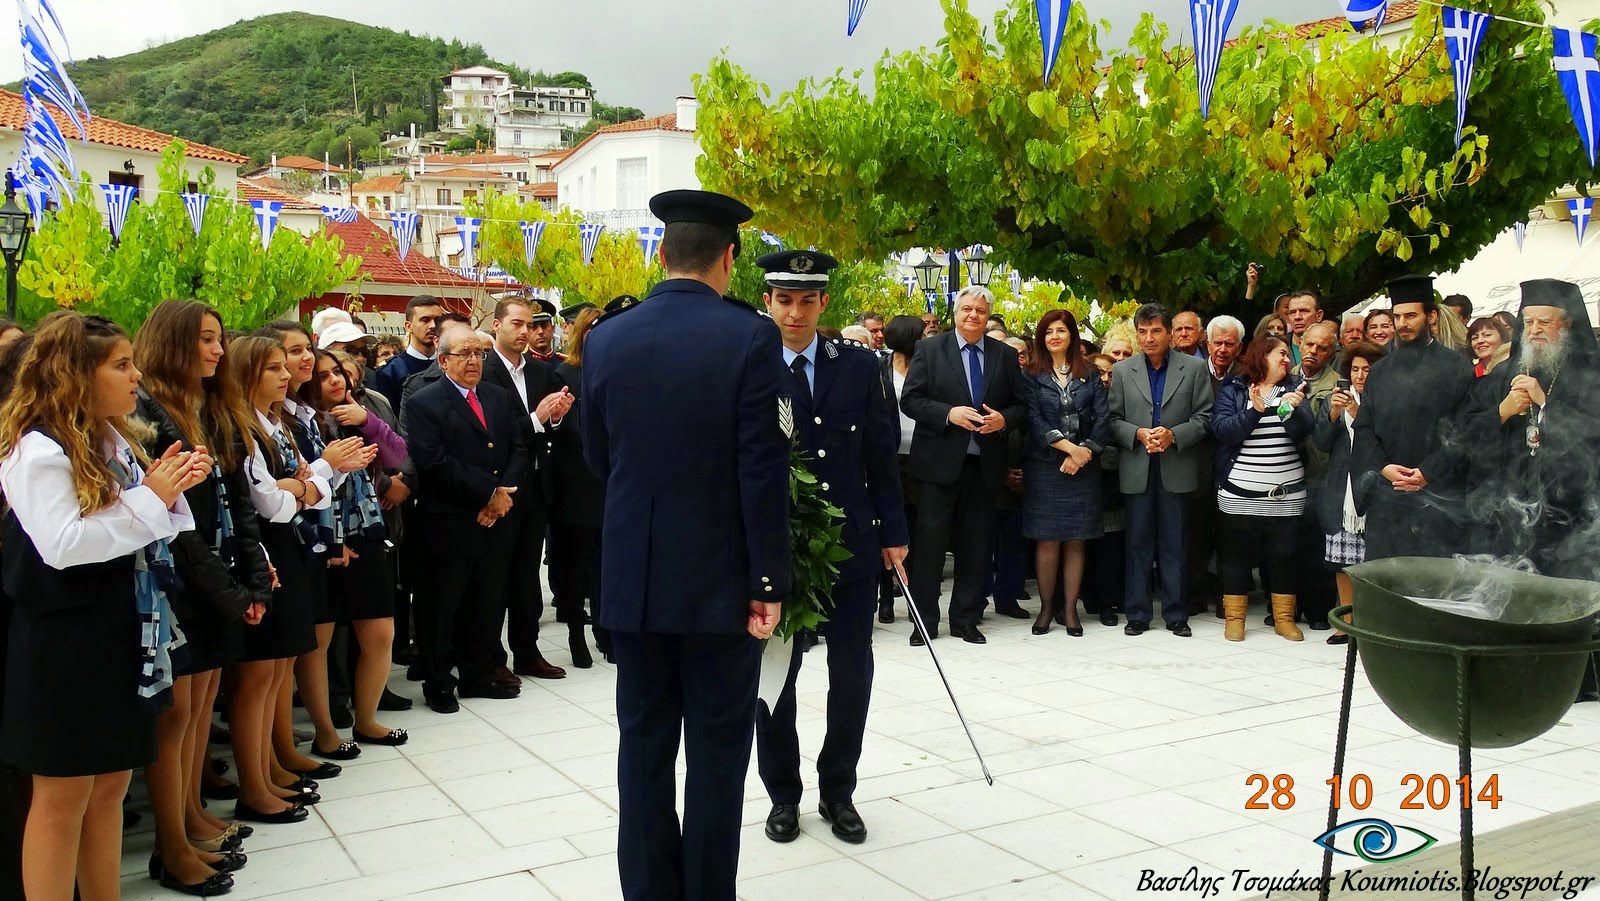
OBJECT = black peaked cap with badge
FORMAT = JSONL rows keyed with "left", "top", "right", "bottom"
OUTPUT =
{"left": 757, "top": 250, "right": 840, "bottom": 291}
{"left": 524, "top": 296, "right": 558, "bottom": 321}
{"left": 605, "top": 295, "right": 640, "bottom": 315}
{"left": 559, "top": 301, "right": 596, "bottom": 323}
{"left": 649, "top": 189, "right": 753, "bottom": 259}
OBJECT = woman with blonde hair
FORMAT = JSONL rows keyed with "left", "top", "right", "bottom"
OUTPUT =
{"left": 0, "top": 312, "right": 207, "bottom": 899}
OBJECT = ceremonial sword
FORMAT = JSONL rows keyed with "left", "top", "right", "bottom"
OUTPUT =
{"left": 892, "top": 562, "right": 994, "bottom": 786}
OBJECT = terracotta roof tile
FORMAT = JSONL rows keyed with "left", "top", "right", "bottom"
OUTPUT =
{"left": 0, "top": 89, "right": 249, "bottom": 165}
{"left": 254, "top": 155, "right": 349, "bottom": 175}
{"left": 520, "top": 182, "right": 558, "bottom": 198}
{"left": 236, "top": 177, "right": 322, "bottom": 211}
{"left": 561, "top": 112, "right": 691, "bottom": 163}
{"left": 353, "top": 174, "right": 406, "bottom": 194}
{"left": 324, "top": 216, "right": 480, "bottom": 288}
{"left": 419, "top": 167, "right": 520, "bottom": 180}
{"left": 420, "top": 152, "right": 526, "bottom": 166}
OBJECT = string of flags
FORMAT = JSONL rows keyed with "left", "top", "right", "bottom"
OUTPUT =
{"left": 97, "top": 183, "right": 136, "bottom": 240}
{"left": 322, "top": 206, "right": 359, "bottom": 224}
{"left": 14, "top": 0, "right": 90, "bottom": 221}
{"left": 637, "top": 226, "right": 664, "bottom": 266}
{"left": 1570, "top": 197, "right": 1591, "bottom": 246}
{"left": 1514, "top": 220, "right": 1526, "bottom": 252}
{"left": 250, "top": 201, "right": 281, "bottom": 250}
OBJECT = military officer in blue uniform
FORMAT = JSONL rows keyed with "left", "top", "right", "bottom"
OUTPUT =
{"left": 752, "top": 249, "right": 909, "bottom": 847}
{"left": 581, "top": 189, "right": 792, "bottom": 901}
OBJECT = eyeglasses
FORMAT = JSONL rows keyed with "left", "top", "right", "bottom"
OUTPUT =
{"left": 444, "top": 350, "right": 488, "bottom": 361}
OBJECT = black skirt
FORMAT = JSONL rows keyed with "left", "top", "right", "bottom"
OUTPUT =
{"left": 175, "top": 608, "right": 243, "bottom": 675}
{"left": 325, "top": 536, "right": 394, "bottom": 622}
{"left": 240, "top": 523, "right": 318, "bottom": 662}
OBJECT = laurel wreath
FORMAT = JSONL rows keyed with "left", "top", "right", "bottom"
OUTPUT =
{"left": 778, "top": 397, "right": 852, "bottom": 642}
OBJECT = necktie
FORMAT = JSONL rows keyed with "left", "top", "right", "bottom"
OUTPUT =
{"left": 965, "top": 343, "right": 984, "bottom": 407}
{"left": 466, "top": 389, "right": 487, "bottom": 429}
{"left": 790, "top": 355, "right": 812, "bottom": 408}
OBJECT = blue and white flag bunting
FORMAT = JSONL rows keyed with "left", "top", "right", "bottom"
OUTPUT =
{"left": 521, "top": 221, "right": 546, "bottom": 267}
{"left": 1442, "top": 7, "right": 1493, "bottom": 149}
{"left": 97, "top": 183, "right": 136, "bottom": 240}
{"left": 579, "top": 223, "right": 603, "bottom": 267}
{"left": 1010, "top": 270, "right": 1023, "bottom": 293}
{"left": 760, "top": 231, "right": 784, "bottom": 249}
{"left": 903, "top": 275, "right": 917, "bottom": 298}
{"left": 321, "top": 206, "right": 359, "bottom": 224}
{"left": 847, "top": 0, "right": 869, "bottom": 36}
{"left": 391, "top": 211, "right": 419, "bottom": 260}
{"left": 1189, "top": 0, "right": 1240, "bottom": 119}
{"left": 1035, "top": 0, "right": 1073, "bottom": 84}
{"left": 1338, "top": 0, "right": 1389, "bottom": 31}
{"left": 1514, "top": 221, "right": 1527, "bottom": 252}
{"left": 453, "top": 217, "right": 482, "bottom": 269}
{"left": 16, "top": 0, "right": 91, "bottom": 210}
{"left": 1554, "top": 28, "right": 1600, "bottom": 169}
{"left": 250, "top": 200, "right": 282, "bottom": 250}
{"left": 637, "top": 225, "right": 664, "bottom": 267}
{"left": 180, "top": 192, "right": 209, "bottom": 236}
{"left": 939, "top": 273, "right": 950, "bottom": 298}
{"left": 1571, "top": 198, "right": 1592, "bottom": 245}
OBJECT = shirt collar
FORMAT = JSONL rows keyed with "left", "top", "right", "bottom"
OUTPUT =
{"left": 494, "top": 346, "right": 525, "bottom": 373}
{"left": 446, "top": 376, "right": 474, "bottom": 398}
{"left": 281, "top": 396, "right": 307, "bottom": 420}
{"left": 782, "top": 335, "right": 819, "bottom": 369}
{"left": 956, "top": 333, "right": 984, "bottom": 353}
{"left": 255, "top": 410, "right": 283, "bottom": 434}
{"left": 406, "top": 344, "right": 433, "bottom": 361}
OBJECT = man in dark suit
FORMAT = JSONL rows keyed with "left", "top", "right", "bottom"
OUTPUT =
{"left": 900, "top": 286, "right": 1028, "bottom": 646}
{"left": 373, "top": 294, "right": 444, "bottom": 410}
{"left": 1190, "top": 314, "right": 1244, "bottom": 618}
{"left": 752, "top": 250, "right": 907, "bottom": 848}
{"left": 483, "top": 295, "right": 576, "bottom": 679}
{"left": 404, "top": 326, "right": 531, "bottom": 713}
{"left": 1108, "top": 303, "right": 1215, "bottom": 637}
{"left": 581, "top": 190, "right": 790, "bottom": 901}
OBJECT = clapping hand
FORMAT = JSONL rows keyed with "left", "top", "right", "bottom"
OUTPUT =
{"left": 321, "top": 436, "right": 375, "bottom": 473}
{"left": 144, "top": 443, "right": 208, "bottom": 508}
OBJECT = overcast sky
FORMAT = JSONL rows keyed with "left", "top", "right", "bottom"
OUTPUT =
{"left": 6, "top": 0, "right": 1318, "bottom": 110}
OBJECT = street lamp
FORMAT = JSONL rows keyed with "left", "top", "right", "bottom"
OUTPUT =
{"left": 964, "top": 245, "right": 993, "bottom": 288}
{"left": 913, "top": 250, "right": 941, "bottom": 311}
{"left": 0, "top": 172, "right": 33, "bottom": 322}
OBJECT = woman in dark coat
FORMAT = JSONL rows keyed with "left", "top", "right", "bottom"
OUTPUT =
{"left": 1310, "top": 340, "right": 1386, "bottom": 646}
{"left": 550, "top": 309, "right": 608, "bottom": 661}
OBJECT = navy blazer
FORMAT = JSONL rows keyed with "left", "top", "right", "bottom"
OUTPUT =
{"left": 581, "top": 279, "right": 792, "bottom": 635}
{"left": 790, "top": 338, "right": 909, "bottom": 582}
{"left": 1023, "top": 369, "right": 1110, "bottom": 462}
{"left": 481, "top": 348, "right": 565, "bottom": 507}
{"left": 405, "top": 377, "right": 529, "bottom": 520}
{"left": 373, "top": 350, "right": 432, "bottom": 411}
{"left": 1209, "top": 375, "right": 1314, "bottom": 490}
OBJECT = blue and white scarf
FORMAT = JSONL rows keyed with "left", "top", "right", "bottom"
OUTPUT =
{"left": 209, "top": 465, "right": 236, "bottom": 568}
{"left": 297, "top": 412, "right": 336, "bottom": 553}
{"left": 273, "top": 427, "right": 325, "bottom": 553}
{"left": 111, "top": 447, "right": 185, "bottom": 699}
{"left": 336, "top": 465, "right": 386, "bottom": 546}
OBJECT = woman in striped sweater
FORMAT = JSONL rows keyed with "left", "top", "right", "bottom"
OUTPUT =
{"left": 1210, "top": 336, "right": 1315, "bottom": 642}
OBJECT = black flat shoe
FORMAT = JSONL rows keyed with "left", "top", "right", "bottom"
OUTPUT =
{"left": 290, "top": 762, "right": 341, "bottom": 780}
{"left": 378, "top": 688, "right": 414, "bottom": 712}
{"left": 353, "top": 727, "right": 409, "bottom": 747}
{"left": 1327, "top": 633, "right": 1349, "bottom": 645}
{"left": 1309, "top": 619, "right": 1331, "bottom": 631}
{"left": 282, "top": 776, "right": 318, "bottom": 793}
{"left": 951, "top": 624, "right": 986, "bottom": 644}
{"left": 1100, "top": 610, "right": 1120, "bottom": 627}
{"left": 1167, "top": 622, "right": 1193, "bottom": 638}
{"left": 994, "top": 604, "right": 1031, "bottom": 620}
{"left": 281, "top": 789, "right": 320, "bottom": 806}
{"left": 764, "top": 803, "right": 799, "bottom": 843}
{"left": 426, "top": 691, "right": 460, "bottom": 714}
{"left": 909, "top": 632, "right": 926, "bottom": 648}
{"left": 159, "top": 870, "right": 234, "bottom": 897}
{"left": 209, "top": 850, "right": 248, "bottom": 874}
{"left": 818, "top": 800, "right": 867, "bottom": 844}
{"left": 201, "top": 781, "right": 240, "bottom": 801}
{"left": 311, "top": 740, "right": 361, "bottom": 761}
{"left": 1124, "top": 622, "right": 1148, "bottom": 636}
{"left": 232, "top": 801, "right": 308, "bottom": 824}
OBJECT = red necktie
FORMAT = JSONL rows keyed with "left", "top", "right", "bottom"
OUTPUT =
{"left": 466, "top": 389, "right": 487, "bottom": 429}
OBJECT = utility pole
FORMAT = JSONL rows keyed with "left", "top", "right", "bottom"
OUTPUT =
{"left": 350, "top": 66, "right": 359, "bottom": 118}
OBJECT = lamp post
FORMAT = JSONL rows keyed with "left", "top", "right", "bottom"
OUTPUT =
{"left": 913, "top": 250, "right": 942, "bottom": 314}
{"left": 964, "top": 245, "right": 993, "bottom": 289}
{"left": 0, "top": 172, "right": 33, "bottom": 322}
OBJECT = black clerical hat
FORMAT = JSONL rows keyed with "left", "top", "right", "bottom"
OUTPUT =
{"left": 1387, "top": 274, "right": 1436, "bottom": 307}
{"left": 1519, "top": 279, "right": 1585, "bottom": 320}
{"left": 757, "top": 250, "right": 839, "bottom": 290}
{"left": 648, "top": 190, "right": 753, "bottom": 228}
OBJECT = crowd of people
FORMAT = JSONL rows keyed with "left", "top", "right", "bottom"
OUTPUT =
{"left": 0, "top": 192, "right": 1594, "bottom": 899}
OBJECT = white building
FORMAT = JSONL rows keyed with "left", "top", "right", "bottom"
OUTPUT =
{"left": 493, "top": 85, "right": 593, "bottom": 151}
{"left": 443, "top": 66, "right": 513, "bottom": 133}
{"left": 242, "top": 154, "right": 350, "bottom": 208}
{"left": 236, "top": 176, "right": 325, "bottom": 236}
{"left": 553, "top": 97, "right": 701, "bottom": 231}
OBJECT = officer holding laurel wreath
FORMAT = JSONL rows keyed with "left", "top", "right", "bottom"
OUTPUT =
{"left": 753, "top": 249, "right": 909, "bottom": 847}
{"left": 581, "top": 190, "right": 791, "bottom": 900}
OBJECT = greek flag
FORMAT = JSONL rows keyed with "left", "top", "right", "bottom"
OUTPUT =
{"left": 22, "top": 94, "right": 75, "bottom": 200}
{"left": 16, "top": 0, "right": 91, "bottom": 208}
{"left": 1514, "top": 220, "right": 1527, "bottom": 252}
{"left": 322, "top": 206, "right": 359, "bottom": 224}
{"left": 1036, "top": 0, "right": 1073, "bottom": 84}
{"left": 1571, "top": 198, "right": 1592, "bottom": 246}
{"left": 580, "top": 223, "right": 603, "bottom": 267}
{"left": 1010, "top": 269, "right": 1023, "bottom": 293}
{"left": 97, "top": 183, "right": 136, "bottom": 239}
{"left": 1190, "top": 0, "right": 1240, "bottom": 119}
{"left": 1442, "top": 7, "right": 1493, "bottom": 149}
{"left": 760, "top": 231, "right": 784, "bottom": 249}
{"left": 391, "top": 211, "right": 419, "bottom": 259}
{"left": 848, "top": 0, "right": 869, "bottom": 36}
{"left": 903, "top": 275, "right": 917, "bottom": 298}
{"left": 180, "top": 192, "right": 209, "bottom": 235}
{"left": 638, "top": 225, "right": 664, "bottom": 267}
{"left": 250, "top": 200, "right": 282, "bottom": 250}
{"left": 521, "top": 221, "right": 546, "bottom": 266}
{"left": 453, "top": 216, "right": 481, "bottom": 268}
{"left": 1338, "top": 0, "right": 1389, "bottom": 31}
{"left": 1554, "top": 28, "right": 1600, "bottom": 169}
{"left": 939, "top": 273, "right": 950, "bottom": 299}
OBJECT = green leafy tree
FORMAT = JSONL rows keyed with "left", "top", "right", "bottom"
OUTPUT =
{"left": 695, "top": 0, "right": 1591, "bottom": 315}
{"left": 17, "top": 142, "right": 360, "bottom": 330}
{"left": 470, "top": 192, "right": 660, "bottom": 305}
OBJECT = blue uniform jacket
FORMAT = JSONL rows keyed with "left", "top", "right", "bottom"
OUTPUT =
{"left": 581, "top": 279, "right": 792, "bottom": 635}
{"left": 791, "top": 338, "right": 909, "bottom": 583}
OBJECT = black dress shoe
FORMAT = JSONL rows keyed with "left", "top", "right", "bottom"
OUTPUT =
{"left": 329, "top": 702, "right": 354, "bottom": 730}
{"left": 290, "top": 762, "right": 341, "bottom": 780}
{"left": 818, "top": 801, "right": 867, "bottom": 844}
{"left": 1167, "top": 622, "right": 1193, "bottom": 638}
{"left": 1327, "top": 633, "right": 1349, "bottom": 645}
{"left": 909, "top": 632, "right": 926, "bottom": 648}
{"left": 233, "top": 801, "right": 308, "bottom": 824}
{"left": 378, "top": 688, "right": 413, "bottom": 712}
{"left": 426, "top": 691, "right": 460, "bottom": 714}
{"left": 764, "top": 803, "right": 800, "bottom": 843}
{"left": 460, "top": 681, "right": 520, "bottom": 700}
{"left": 1124, "top": 621, "right": 1148, "bottom": 636}
{"left": 1309, "top": 619, "right": 1331, "bottom": 631}
{"left": 1017, "top": 589, "right": 1032, "bottom": 600}
{"left": 405, "top": 662, "right": 424, "bottom": 682}
{"left": 1100, "top": 610, "right": 1120, "bottom": 627}
{"left": 951, "top": 624, "right": 987, "bottom": 644}
{"left": 159, "top": 869, "right": 234, "bottom": 896}
{"left": 993, "top": 604, "right": 1031, "bottom": 620}
{"left": 878, "top": 601, "right": 895, "bottom": 624}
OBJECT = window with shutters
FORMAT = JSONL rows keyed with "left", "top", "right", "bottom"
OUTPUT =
{"left": 616, "top": 158, "right": 648, "bottom": 210}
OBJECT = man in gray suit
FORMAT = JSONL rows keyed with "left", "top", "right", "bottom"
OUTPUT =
{"left": 1109, "top": 304, "right": 1215, "bottom": 637}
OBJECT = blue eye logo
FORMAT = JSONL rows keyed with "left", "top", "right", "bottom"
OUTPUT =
{"left": 1313, "top": 819, "right": 1438, "bottom": 863}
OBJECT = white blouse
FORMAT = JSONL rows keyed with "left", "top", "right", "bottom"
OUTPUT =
{"left": 0, "top": 430, "right": 194, "bottom": 571}
{"left": 281, "top": 398, "right": 347, "bottom": 491}
{"left": 245, "top": 411, "right": 332, "bottom": 523}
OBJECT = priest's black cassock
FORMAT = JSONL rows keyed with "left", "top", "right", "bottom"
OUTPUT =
{"left": 1351, "top": 278, "right": 1476, "bottom": 560}
{"left": 1463, "top": 279, "right": 1600, "bottom": 580}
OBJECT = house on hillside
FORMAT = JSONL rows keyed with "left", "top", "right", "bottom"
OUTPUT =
{"left": 492, "top": 85, "right": 592, "bottom": 151}
{"left": 352, "top": 174, "right": 408, "bottom": 215}
{"left": 443, "top": 66, "right": 513, "bottom": 133}
{"left": 418, "top": 152, "right": 531, "bottom": 184}
{"left": 552, "top": 97, "right": 700, "bottom": 231}
{"left": 0, "top": 88, "right": 249, "bottom": 215}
